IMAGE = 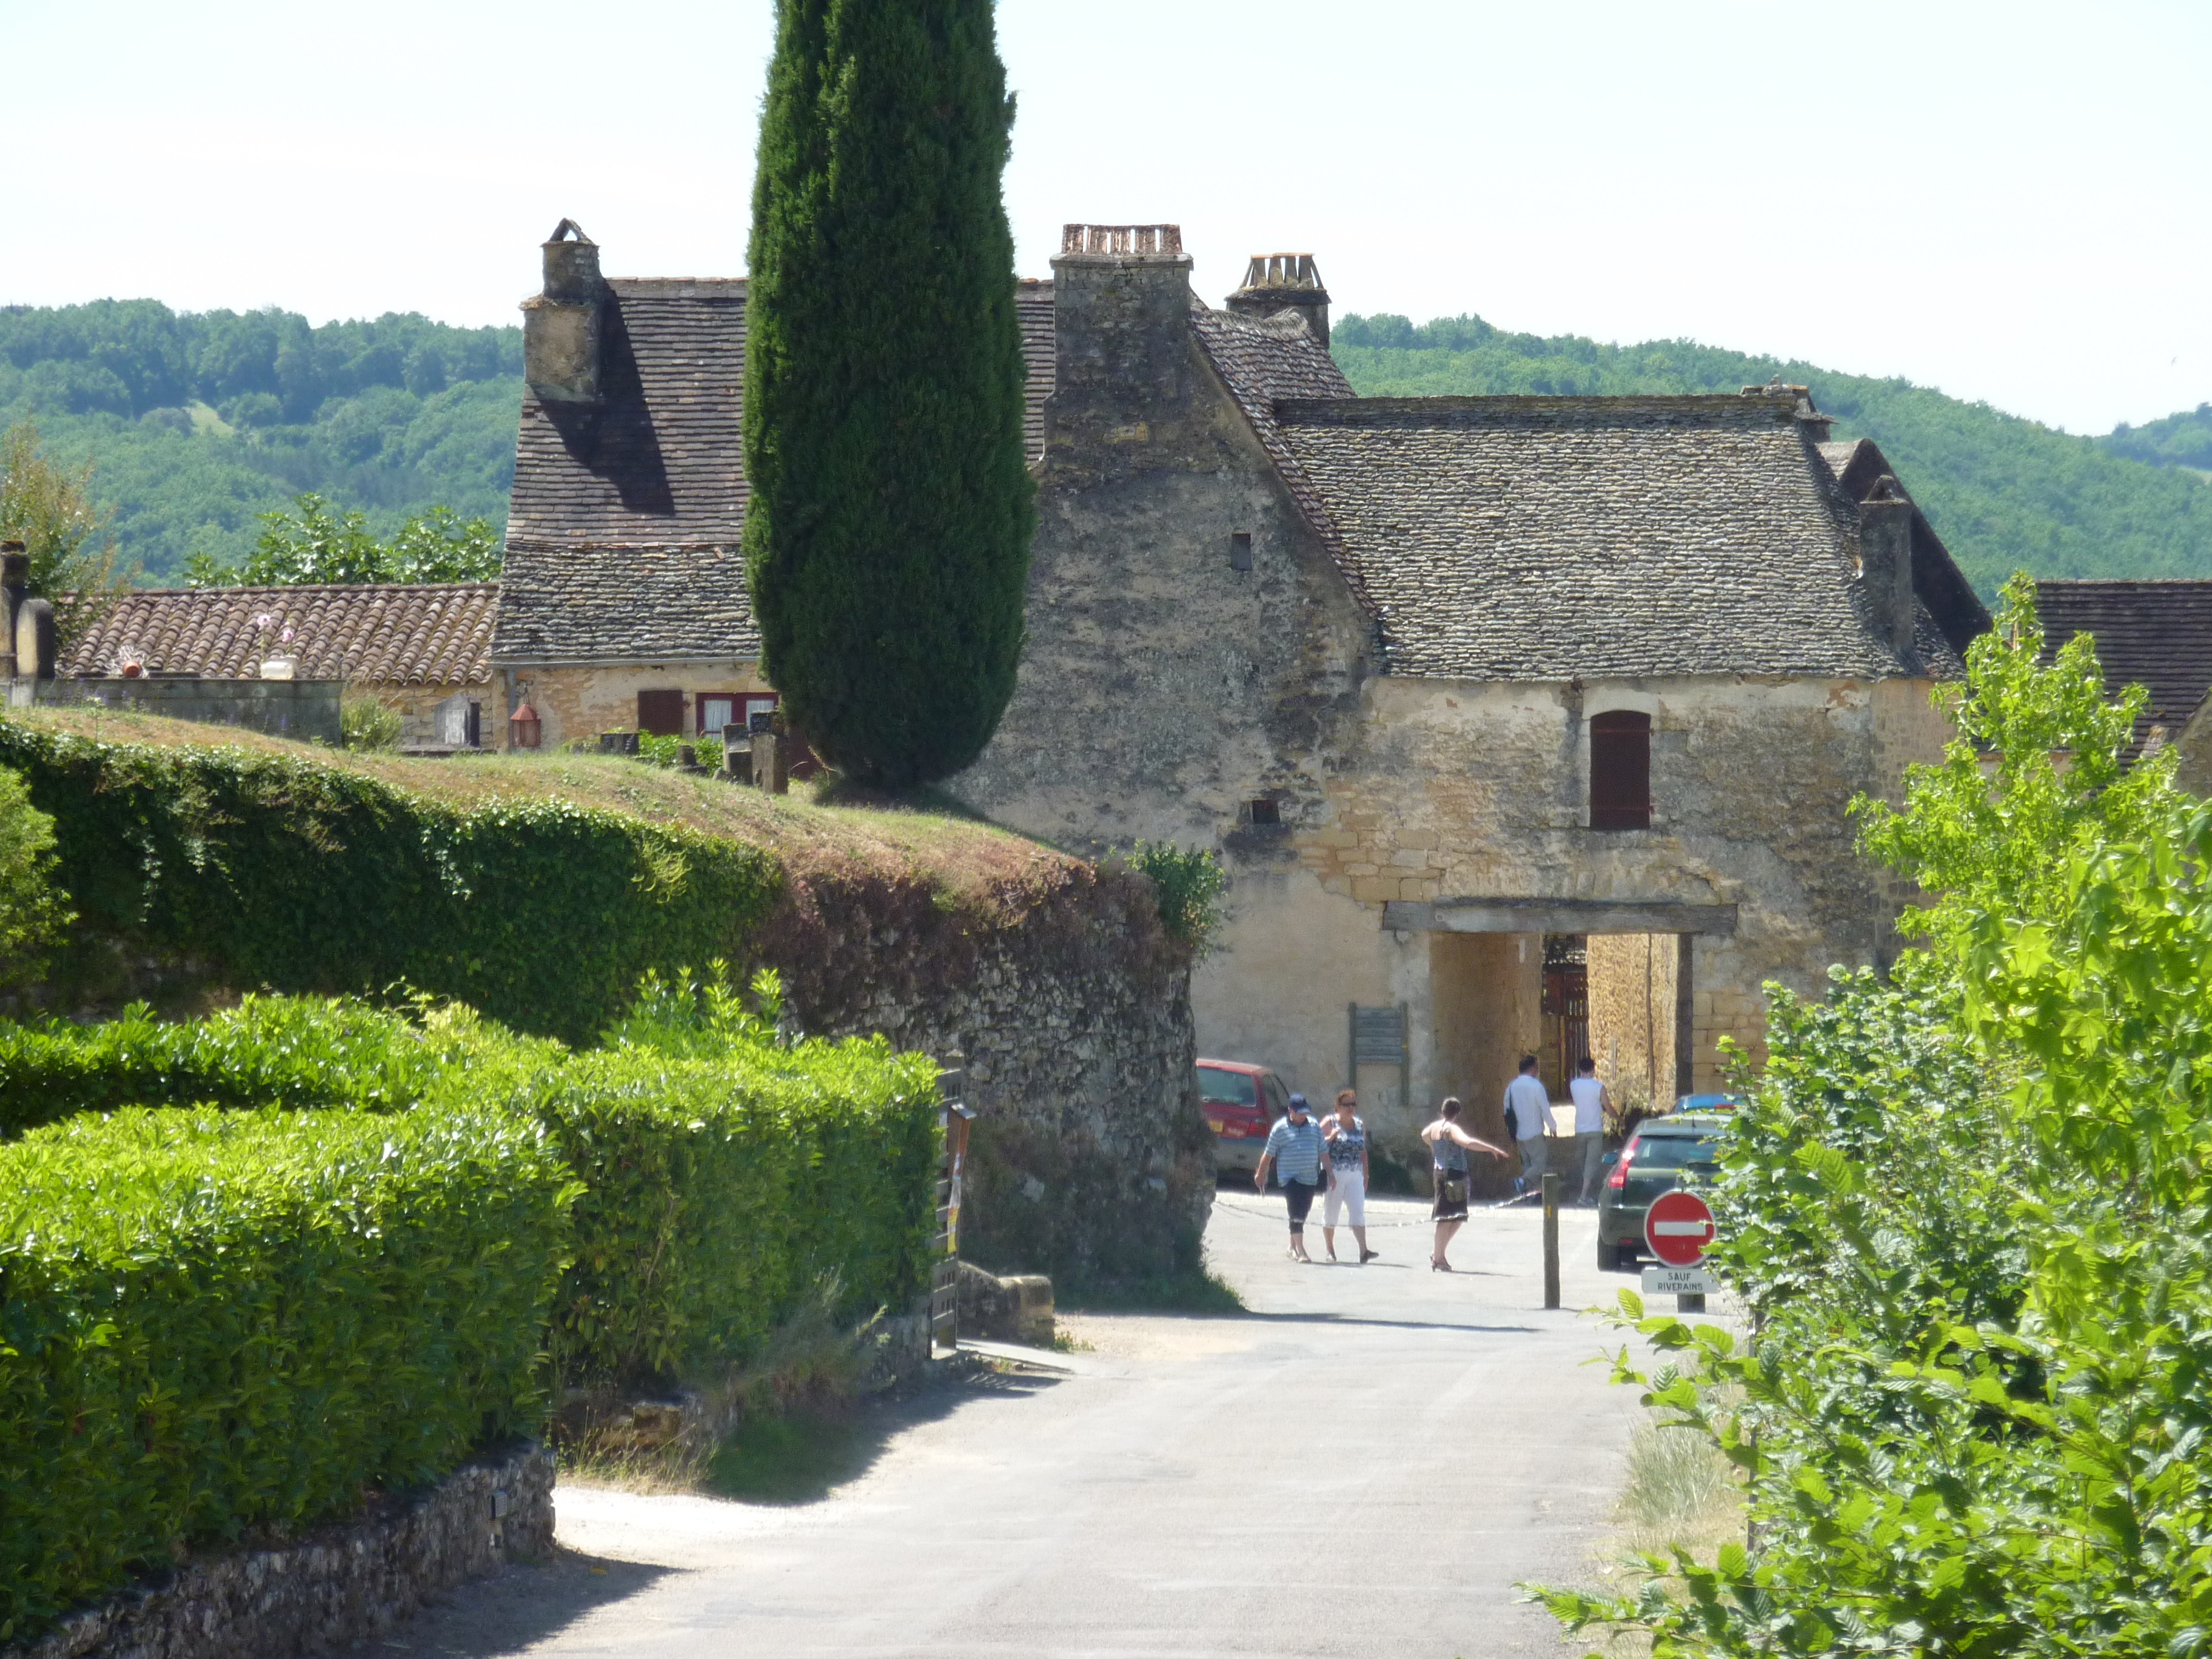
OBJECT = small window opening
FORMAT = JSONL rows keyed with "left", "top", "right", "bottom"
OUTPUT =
{"left": 1249, "top": 797, "right": 1280, "bottom": 826}
{"left": 1230, "top": 531, "right": 1253, "bottom": 572}
{"left": 1589, "top": 711, "right": 1651, "bottom": 831}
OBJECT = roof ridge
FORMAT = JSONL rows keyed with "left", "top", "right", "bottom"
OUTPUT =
{"left": 1275, "top": 392, "right": 1803, "bottom": 422}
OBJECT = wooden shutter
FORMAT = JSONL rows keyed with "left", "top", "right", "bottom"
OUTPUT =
{"left": 636, "top": 688, "right": 685, "bottom": 736}
{"left": 1589, "top": 711, "right": 1651, "bottom": 830}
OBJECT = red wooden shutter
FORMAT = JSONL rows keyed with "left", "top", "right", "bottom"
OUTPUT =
{"left": 636, "top": 688, "right": 685, "bottom": 736}
{"left": 1589, "top": 711, "right": 1651, "bottom": 830}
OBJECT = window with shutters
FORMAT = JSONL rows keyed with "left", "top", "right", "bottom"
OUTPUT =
{"left": 1589, "top": 710, "right": 1651, "bottom": 831}
{"left": 636, "top": 688, "right": 685, "bottom": 736}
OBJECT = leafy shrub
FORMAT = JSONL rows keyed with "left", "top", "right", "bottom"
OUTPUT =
{"left": 0, "top": 1101, "right": 574, "bottom": 1641}
{"left": 0, "top": 719, "right": 783, "bottom": 1044}
{"left": 0, "top": 993, "right": 559, "bottom": 1138}
{"left": 538, "top": 1020, "right": 939, "bottom": 1387}
{"left": 0, "top": 761, "right": 69, "bottom": 990}
{"left": 340, "top": 692, "right": 403, "bottom": 751}
{"left": 1127, "top": 842, "right": 1225, "bottom": 955}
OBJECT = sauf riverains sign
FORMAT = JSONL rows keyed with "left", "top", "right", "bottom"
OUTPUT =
{"left": 1641, "top": 1189, "right": 1718, "bottom": 1300}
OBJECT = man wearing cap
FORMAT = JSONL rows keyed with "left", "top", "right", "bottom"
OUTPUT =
{"left": 1256, "top": 1093, "right": 1326, "bottom": 1262}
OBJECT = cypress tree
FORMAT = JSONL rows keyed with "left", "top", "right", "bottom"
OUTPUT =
{"left": 743, "top": 0, "right": 1034, "bottom": 787}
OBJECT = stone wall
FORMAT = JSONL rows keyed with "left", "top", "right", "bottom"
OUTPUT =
{"left": 9, "top": 1443, "right": 551, "bottom": 1659}
{"left": 749, "top": 857, "right": 1211, "bottom": 1289}
{"left": 1586, "top": 933, "right": 1678, "bottom": 1114}
{"left": 16, "top": 678, "right": 342, "bottom": 746}
{"left": 496, "top": 661, "right": 770, "bottom": 751}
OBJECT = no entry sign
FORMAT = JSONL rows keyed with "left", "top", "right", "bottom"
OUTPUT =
{"left": 1644, "top": 1189, "right": 1717, "bottom": 1266}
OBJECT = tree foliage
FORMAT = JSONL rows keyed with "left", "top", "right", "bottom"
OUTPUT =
{"left": 183, "top": 492, "right": 501, "bottom": 587}
{"left": 1540, "top": 585, "right": 2212, "bottom": 1658}
{"left": 742, "top": 0, "right": 1034, "bottom": 786}
{"left": 0, "top": 763, "right": 69, "bottom": 991}
{"left": 0, "top": 423, "right": 132, "bottom": 635}
{"left": 1333, "top": 315, "right": 2212, "bottom": 596}
{"left": 0, "top": 302, "right": 520, "bottom": 581}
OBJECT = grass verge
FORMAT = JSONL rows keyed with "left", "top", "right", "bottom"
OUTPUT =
{"left": 1056, "top": 1268, "right": 1245, "bottom": 1315}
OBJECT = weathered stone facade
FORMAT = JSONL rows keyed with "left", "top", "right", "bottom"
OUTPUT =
{"left": 952, "top": 226, "right": 1986, "bottom": 1188}
{"left": 9, "top": 1443, "right": 551, "bottom": 1659}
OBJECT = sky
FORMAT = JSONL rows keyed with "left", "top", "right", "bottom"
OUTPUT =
{"left": 6, "top": 0, "right": 2208, "bottom": 435}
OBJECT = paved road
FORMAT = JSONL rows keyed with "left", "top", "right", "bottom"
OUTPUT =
{"left": 378, "top": 1191, "right": 1646, "bottom": 1659}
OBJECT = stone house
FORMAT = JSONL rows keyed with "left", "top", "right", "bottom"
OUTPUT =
{"left": 493, "top": 220, "right": 1988, "bottom": 1179}
{"left": 59, "top": 582, "right": 498, "bottom": 748}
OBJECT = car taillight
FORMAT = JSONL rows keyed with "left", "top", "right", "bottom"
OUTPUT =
{"left": 1607, "top": 1150, "right": 1634, "bottom": 1190}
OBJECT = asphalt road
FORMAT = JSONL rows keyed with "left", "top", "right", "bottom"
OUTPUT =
{"left": 374, "top": 1190, "right": 1646, "bottom": 1659}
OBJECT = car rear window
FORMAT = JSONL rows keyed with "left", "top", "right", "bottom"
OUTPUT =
{"left": 1631, "top": 1133, "right": 1718, "bottom": 1170}
{"left": 1198, "top": 1067, "right": 1258, "bottom": 1107}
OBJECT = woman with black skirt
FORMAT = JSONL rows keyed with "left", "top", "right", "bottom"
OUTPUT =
{"left": 1421, "top": 1096, "right": 1509, "bottom": 1272}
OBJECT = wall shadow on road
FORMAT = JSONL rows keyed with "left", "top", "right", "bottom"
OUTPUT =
{"left": 339, "top": 1549, "right": 674, "bottom": 1659}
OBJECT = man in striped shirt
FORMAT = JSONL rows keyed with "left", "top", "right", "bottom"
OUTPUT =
{"left": 1256, "top": 1093, "right": 1326, "bottom": 1262}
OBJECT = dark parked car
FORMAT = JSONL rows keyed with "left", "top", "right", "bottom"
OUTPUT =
{"left": 1197, "top": 1059, "right": 1290, "bottom": 1175}
{"left": 1597, "top": 1111, "right": 1729, "bottom": 1271}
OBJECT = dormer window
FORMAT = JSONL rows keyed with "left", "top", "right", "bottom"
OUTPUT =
{"left": 1589, "top": 711, "right": 1651, "bottom": 831}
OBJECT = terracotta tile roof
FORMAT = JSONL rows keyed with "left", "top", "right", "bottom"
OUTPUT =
{"left": 58, "top": 584, "right": 496, "bottom": 685}
{"left": 2034, "top": 579, "right": 2212, "bottom": 752}
{"left": 494, "top": 278, "right": 1056, "bottom": 665}
{"left": 1268, "top": 393, "right": 1969, "bottom": 682}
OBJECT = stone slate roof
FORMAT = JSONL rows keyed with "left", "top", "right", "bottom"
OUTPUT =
{"left": 496, "top": 278, "right": 1057, "bottom": 665}
{"left": 1269, "top": 393, "right": 1969, "bottom": 682}
{"left": 1188, "top": 306, "right": 1372, "bottom": 611}
{"left": 58, "top": 584, "right": 496, "bottom": 685}
{"left": 2035, "top": 579, "right": 2212, "bottom": 752}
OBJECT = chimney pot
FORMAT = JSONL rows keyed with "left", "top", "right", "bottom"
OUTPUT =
{"left": 1225, "top": 252, "right": 1332, "bottom": 347}
{"left": 523, "top": 218, "right": 603, "bottom": 403}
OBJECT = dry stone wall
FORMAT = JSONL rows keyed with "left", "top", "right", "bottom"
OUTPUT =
{"left": 751, "top": 857, "right": 1212, "bottom": 1288}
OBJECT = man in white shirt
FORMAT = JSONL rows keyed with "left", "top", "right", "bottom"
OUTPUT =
{"left": 1503, "top": 1055, "right": 1552, "bottom": 1195}
{"left": 1569, "top": 1056, "right": 1614, "bottom": 1205}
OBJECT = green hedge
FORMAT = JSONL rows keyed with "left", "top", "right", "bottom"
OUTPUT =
{"left": 0, "top": 1102, "right": 573, "bottom": 1640}
{"left": 0, "top": 994, "right": 561, "bottom": 1136}
{"left": 538, "top": 1035, "right": 941, "bottom": 1386}
{"left": 0, "top": 720, "right": 783, "bottom": 1044}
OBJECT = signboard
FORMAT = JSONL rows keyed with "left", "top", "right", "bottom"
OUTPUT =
{"left": 1644, "top": 1188, "right": 1717, "bottom": 1266}
{"left": 1642, "top": 1265, "right": 1718, "bottom": 1298}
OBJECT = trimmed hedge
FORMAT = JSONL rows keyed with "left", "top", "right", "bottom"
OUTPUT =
{"left": 0, "top": 994, "right": 561, "bottom": 1136}
{"left": 538, "top": 1034, "right": 941, "bottom": 1386}
{"left": 0, "top": 720, "right": 783, "bottom": 1044}
{"left": 0, "top": 1102, "right": 574, "bottom": 1640}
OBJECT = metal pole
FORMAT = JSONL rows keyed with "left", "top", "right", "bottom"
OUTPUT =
{"left": 1541, "top": 1171, "right": 1561, "bottom": 1309}
{"left": 1678, "top": 1285, "right": 1706, "bottom": 1315}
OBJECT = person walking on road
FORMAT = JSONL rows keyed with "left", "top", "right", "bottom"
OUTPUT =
{"left": 1421, "top": 1097, "right": 1509, "bottom": 1271}
{"left": 1256, "top": 1091, "right": 1326, "bottom": 1262}
{"left": 1504, "top": 1055, "right": 1552, "bottom": 1196}
{"left": 1569, "top": 1055, "right": 1614, "bottom": 1205}
{"left": 1319, "top": 1089, "right": 1378, "bottom": 1263}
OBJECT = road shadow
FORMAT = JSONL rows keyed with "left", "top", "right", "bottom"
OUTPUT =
{"left": 338, "top": 1547, "right": 670, "bottom": 1659}
{"left": 702, "top": 1364, "right": 1062, "bottom": 1505}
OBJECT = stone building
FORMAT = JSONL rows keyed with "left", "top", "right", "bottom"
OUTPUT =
{"left": 494, "top": 220, "right": 1989, "bottom": 1181}
{"left": 59, "top": 582, "right": 498, "bottom": 748}
{"left": 492, "top": 221, "right": 1054, "bottom": 749}
{"left": 947, "top": 225, "right": 1989, "bottom": 1178}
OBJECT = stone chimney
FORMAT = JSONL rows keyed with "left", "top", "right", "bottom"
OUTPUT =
{"left": 1225, "top": 253, "right": 1331, "bottom": 347}
{"left": 1045, "top": 225, "right": 1195, "bottom": 475}
{"left": 1857, "top": 475, "right": 1917, "bottom": 657}
{"left": 1, "top": 543, "right": 25, "bottom": 680}
{"left": 521, "top": 219, "right": 603, "bottom": 403}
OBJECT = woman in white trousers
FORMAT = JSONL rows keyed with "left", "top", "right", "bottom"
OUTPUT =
{"left": 1321, "top": 1089, "right": 1379, "bottom": 1262}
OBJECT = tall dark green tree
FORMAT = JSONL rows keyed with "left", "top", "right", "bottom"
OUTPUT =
{"left": 742, "top": 0, "right": 1034, "bottom": 786}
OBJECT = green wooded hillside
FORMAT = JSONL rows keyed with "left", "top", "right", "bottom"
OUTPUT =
{"left": 0, "top": 301, "right": 521, "bottom": 583}
{"left": 1332, "top": 314, "right": 2212, "bottom": 595}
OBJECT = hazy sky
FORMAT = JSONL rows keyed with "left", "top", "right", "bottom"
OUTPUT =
{"left": 8, "top": 1, "right": 2207, "bottom": 435}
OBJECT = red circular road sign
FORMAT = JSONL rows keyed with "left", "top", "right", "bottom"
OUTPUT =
{"left": 1644, "top": 1189, "right": 1717, "bottom": 1266}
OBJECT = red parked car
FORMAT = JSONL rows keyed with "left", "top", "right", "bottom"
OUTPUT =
{"left": 1197, "top": 1059, "right": 1292, "bottom": 1176}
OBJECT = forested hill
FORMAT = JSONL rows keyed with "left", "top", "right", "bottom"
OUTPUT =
{"left": 0, "top": 301, "right": 521, "bottom": 583}
{"left": 8, "top": 296, "right": 2211, "bottom": 594}
{"left": 1332, "top": 314, "right": 2212, "bottom": 596}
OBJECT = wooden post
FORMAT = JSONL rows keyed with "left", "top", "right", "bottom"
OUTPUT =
{"left": 1541, "top": 1171, "right": 1561, "bottom": 1309}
